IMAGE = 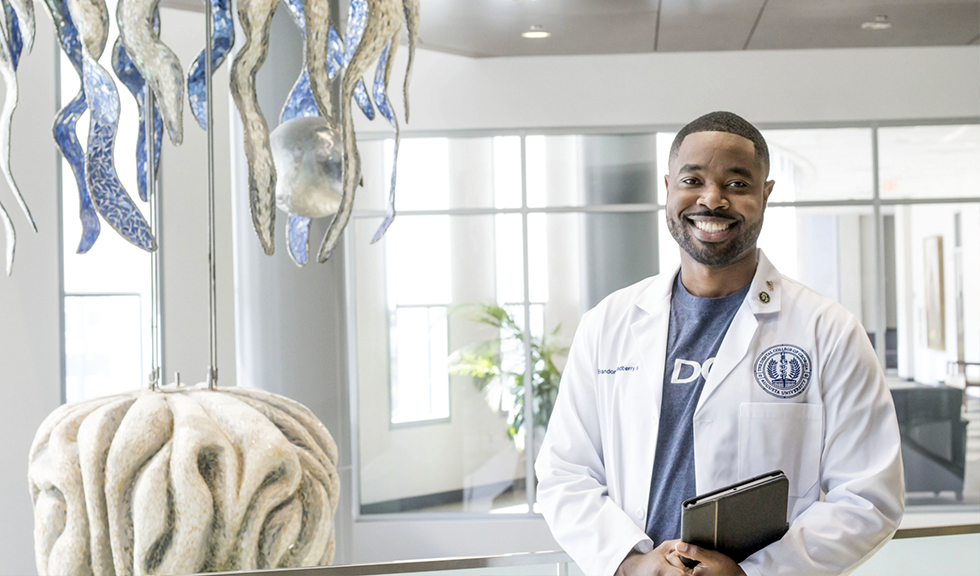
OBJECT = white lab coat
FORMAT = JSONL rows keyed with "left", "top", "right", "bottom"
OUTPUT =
{"left": 535, "top": 250, "right": 904, "bottom": 576}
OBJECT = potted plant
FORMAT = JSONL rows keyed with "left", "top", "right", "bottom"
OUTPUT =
{"left": 448, "top": 303, "right": 569, "bottom": 452}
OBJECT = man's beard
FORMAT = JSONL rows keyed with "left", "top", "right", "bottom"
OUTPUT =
{"left": 666, "top": 209, "right": 763, "bottom": 266}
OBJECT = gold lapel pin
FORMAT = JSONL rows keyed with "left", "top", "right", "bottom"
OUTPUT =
{"left": 766, "top": 280, "right": 774, "bottom": 291}
{"left": 759, "top": 291, "right": 771, "bottom": 304}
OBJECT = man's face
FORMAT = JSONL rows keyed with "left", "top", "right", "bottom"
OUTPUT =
{"left": 664, "top": 131, "right": 774, "bottom": 267}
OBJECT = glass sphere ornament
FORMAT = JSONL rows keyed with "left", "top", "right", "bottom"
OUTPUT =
{"left": 270, "top": 116, "right": 344, "bottom": 219}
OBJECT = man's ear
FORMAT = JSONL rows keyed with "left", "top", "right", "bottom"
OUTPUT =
{"left": 663, "top": 174, "right": 670, "bottom": 197}
{"left": 763, "top": 179, "right": 775, "bottom": 206}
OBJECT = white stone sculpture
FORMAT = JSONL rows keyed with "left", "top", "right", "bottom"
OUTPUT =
{"left": 28, "top": 384, "right": 340, "bottom": 575}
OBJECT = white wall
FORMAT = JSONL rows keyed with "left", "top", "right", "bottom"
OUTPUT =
{"left": 894, "top": 204, "right": 980, "bottom": 385}
{"left": 356, "top": 46, "right": 980, "bottom": 135}
{"left": 0, "top": 23, "right": 62, "bottom": 576}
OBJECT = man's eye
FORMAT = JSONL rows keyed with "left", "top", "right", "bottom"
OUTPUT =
{"left": 681, "top": 178, "right": 699, "bottom": 185}
{"left": 728, "top": 181, "right": 748, "bottom": 188}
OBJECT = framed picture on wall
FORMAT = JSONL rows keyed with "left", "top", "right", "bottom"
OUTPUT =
{"left": 923, "top": 235, "right": 945, "bottom": 351}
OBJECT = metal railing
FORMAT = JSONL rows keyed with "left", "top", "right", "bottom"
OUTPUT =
{"left": 208, "top": 524, "right": 978, "bottom": 576}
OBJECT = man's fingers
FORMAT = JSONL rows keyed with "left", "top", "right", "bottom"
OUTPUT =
{"left": 676, "top": 542, "right": 724, "bottom": 564}
{"left": 664, "top": 549, "right": 689, "bottom": 569}
{"left": 657, "top": 538, "right": 683, "bottom": 553}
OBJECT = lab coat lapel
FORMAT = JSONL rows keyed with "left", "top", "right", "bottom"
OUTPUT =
{"left": 696, "top": 250, "right": 781, "bottom": 413}
{"left": 626, "top": 268, "right": 676, "bottom": 511}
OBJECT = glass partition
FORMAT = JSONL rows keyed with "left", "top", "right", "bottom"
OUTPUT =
{"left": 353, "top": 215, "right": 529, "bottom": 514}
{"left": 758, "top": 205, "right": 879, "bottom": 335}
{"left": 763, "top": 128, "right": 874, "bottom": 202}
{"left": 350, "top": 125, "right": 980, "bottom": 519}
{"left": 526, "top": 134, "right": 658, "bottom": 207}
{"left": 878, "top": 125, "right": 980, "bottom": 200}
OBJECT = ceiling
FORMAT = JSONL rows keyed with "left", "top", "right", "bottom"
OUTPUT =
{"left": 413, "top": 0, "right": 980, "bottom": 57}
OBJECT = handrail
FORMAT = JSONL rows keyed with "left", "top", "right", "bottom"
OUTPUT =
{"left": 208, "top": 551, "right": 572, "bottom": 576}
{"left": 207, "top": 524, "right": 979, "bottom": 576}
{"left": 892, "top": 523, "right": 979, "bottom": 539}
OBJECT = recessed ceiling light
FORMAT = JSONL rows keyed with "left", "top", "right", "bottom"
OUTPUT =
{"left": 522, "top": 25, "right": 550, "bottom": 39}
{"left": 861, "top": 15, "right": 892, "bottom": 30}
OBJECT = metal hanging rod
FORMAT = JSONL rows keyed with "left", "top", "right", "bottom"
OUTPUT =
{"left": 146, "top": 87, "right": 162, "bottom": 390}
{"left": 205, "top": 0, "right": 219, "bottom": 389}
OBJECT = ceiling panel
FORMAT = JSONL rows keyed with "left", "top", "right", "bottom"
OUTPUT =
{"left": 163, "top": 0, "right": 980, "bottom": 57}
{"left": 655, "top": 0, "right": 767, "bottom": 52}
{"left": 416, "top": 0, "right": 661, "bottom": 57}
{"left": 750, "top": 0, "right": 980, "bottom": 49}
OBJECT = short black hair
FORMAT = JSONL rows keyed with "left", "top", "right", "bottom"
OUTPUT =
{"left": 669, "top": 111, "right": 769, "bottom": 173}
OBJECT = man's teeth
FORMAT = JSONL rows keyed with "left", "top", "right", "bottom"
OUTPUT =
{"left": 694, "top": 220, "right": 732, "bottom": 233}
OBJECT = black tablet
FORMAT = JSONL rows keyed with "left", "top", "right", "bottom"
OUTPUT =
{"left": 679, "top": 470, "right": 790, "bottom": 568}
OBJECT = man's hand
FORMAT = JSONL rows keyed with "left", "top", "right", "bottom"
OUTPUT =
{"left": 615, "top": 540, "right": 691, "bottom": 576}
{"left": 676, "top": 542, "right": 746, "bottom": 576}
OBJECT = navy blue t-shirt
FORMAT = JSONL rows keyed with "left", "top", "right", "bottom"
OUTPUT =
{"left": 644, "top": 274, "right": 750, "bottom": 545}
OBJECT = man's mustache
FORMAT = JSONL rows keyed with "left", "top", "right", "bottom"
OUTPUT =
{"left": 682, "top": 209, "right": 739, "bottom": 220}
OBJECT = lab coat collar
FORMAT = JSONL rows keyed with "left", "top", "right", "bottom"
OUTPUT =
{"left": 747, "top": 249, "right": 782, "bottom": 315}
{"left": 629, "top": 249, "right": 783, "bottom": 414}
{"left": 698, "top": 249, "right": 782, "bottom": 412}
{"left": 633, "top": 266, "right": 679, "bottom": 315}
{"left": 632, "top": 249, "right": 782, "bottom": 316}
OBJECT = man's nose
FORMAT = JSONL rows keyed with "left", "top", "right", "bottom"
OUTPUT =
{"left": 697, "top": 182, "right": 729, "bottom": 211}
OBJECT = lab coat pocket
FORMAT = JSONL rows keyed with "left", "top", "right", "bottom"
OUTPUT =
{"left": 738, "top": 402, "right": 823, "bottom": 498}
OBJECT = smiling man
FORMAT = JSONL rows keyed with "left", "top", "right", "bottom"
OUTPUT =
{"left": 536, "top": 112, "right": 904, "bottom": 576}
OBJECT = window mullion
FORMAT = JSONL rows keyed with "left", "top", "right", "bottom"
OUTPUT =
{"left": 520, "top": 135, "right": 536, "bottom": 514}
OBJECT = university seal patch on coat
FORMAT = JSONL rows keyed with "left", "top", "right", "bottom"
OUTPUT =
{"left": 754, "top": 344, "right": 812, "bottom": 398}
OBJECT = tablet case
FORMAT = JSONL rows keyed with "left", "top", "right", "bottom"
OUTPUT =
{"left": 680, "top": 470, "right": 790, "bottom": 566}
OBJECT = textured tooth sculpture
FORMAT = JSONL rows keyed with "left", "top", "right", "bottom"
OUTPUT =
{"left": 43, "top": 0, "right": 100, "bottom": 253}
{"left": 112, "top": 29, "right": 163, "bottom": 202}
{"left": 68, "top": 0, "right": 156, "bottom": 251}
{"left": 187, "top": 0, "right": 233, "bottom": 130}
{"left": 29, "top": 384, "right": 341, "bottom": 575}
{"left": 317, "top": 0, "right": 401, "bottom": 262}
{"left": 230, "top": 0, "right": 280, "bottom": 255}
{"left": 118, "top": 0, "right": 183, "bottom": 145}
{"left": 0, "top": 0, "right": 35, "bottom": 274}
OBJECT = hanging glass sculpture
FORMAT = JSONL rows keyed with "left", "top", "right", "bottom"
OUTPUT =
{"left": 6, "top": 0, "right": 419, "bottom": 274}
{"left": 187, "top": 0, "right": 233, "bottom": 130}
{"left": 232, "top": 0, "right": 418, "bottom": 265}
{"left": 69, "top": 0, "right": 156, "bottom": 251}
{"left": 117, "top": 0, "right": 183, "bottom": 145}
{"left": 111, "top": 10, "right": 163, "bottom": 202}
{"left": 44, "top": 0, "right": 101, "bottom": 253}
{"left": 0, "top": 0, "right": 36, "bottom": 274}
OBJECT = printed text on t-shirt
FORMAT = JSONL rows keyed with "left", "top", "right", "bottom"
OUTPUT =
{"left": 670, "top": 358, "right": 715, "bottom": 383}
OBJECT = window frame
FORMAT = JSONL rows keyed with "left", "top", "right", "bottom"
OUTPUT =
{"left": 345, "top": 118, "right": 980, "bottom": 521}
